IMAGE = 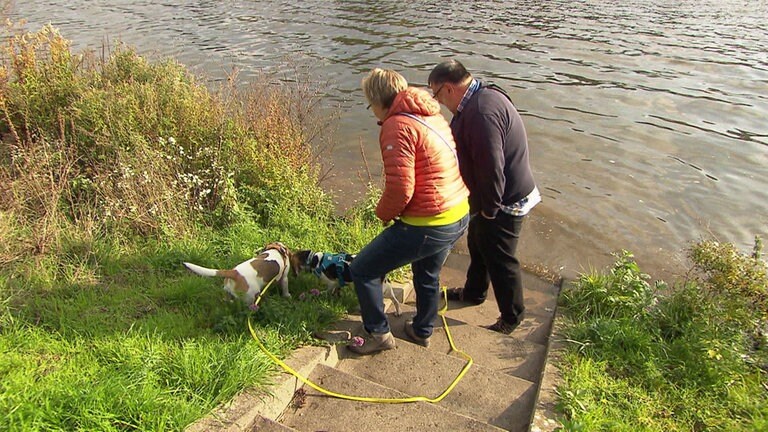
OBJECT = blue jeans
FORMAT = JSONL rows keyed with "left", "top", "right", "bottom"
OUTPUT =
{"left": 350, "top": 214, "right": 469, "bottom": 337}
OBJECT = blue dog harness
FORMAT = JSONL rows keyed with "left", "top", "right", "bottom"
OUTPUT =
{"left": 308, "top": 252, "right": 353, "bottom": 287}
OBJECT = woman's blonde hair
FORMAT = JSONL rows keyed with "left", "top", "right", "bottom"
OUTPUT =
{"left": 362, "top": 68, "right": 408, "bottom": 109}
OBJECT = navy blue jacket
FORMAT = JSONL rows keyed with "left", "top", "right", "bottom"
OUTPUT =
{"left": 450, "top": 81, "right": 536, "bottom": 218}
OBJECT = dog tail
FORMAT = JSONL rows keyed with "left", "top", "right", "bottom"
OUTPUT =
{"left": 183, "top": 262, "right": 222, "bottom": 277}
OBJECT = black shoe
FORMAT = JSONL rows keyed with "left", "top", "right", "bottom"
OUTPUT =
{"left": 445, "top": 287, "right": 484, "bottom": 305}
{"left": 404, "top": 320, "right": 430, "bottom": 347}
{"left": 485, "top": 317, "right": 519, "bottom": 334}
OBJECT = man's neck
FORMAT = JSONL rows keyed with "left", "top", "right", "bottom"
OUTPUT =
{"left": 450, "top": 78, "right": 475, "bottom": 115}
{"left": 456, "top": 78, "right": 473, "bottom": 95}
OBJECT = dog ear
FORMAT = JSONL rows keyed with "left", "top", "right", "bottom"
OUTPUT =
{"left": 274, "top": 242, "right": 288, "bottom": 257}
{"left": 289, "top": 252, "right": 299, "bottom": 276}
{"left": 264, "top": 242, "right": 289, "bottom": 260}
{"left": 289, "top": 250, "right": 312, "bottom": 275}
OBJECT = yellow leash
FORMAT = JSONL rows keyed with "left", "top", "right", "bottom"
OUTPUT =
{"left": 247, "top": 279, "right": 473, "bottom": 404}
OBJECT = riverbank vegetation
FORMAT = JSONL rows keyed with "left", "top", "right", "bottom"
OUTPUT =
{"left": 4, "top": 20, "right": 768, "bottom": 432}
{"left": 557, "top": 242, "right": 767, "bottom": 431}
{"left": 0, "top": 23, "right": 381, "bottom": 430}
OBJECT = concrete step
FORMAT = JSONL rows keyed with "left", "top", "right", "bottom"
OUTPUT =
{"left": 388, "top": 304, "right": 547, "bottom": 383}
{"left": 187, "top": 346, "right": 338, "bottom": 432}
{"left": 440, "top": 253, "right": 561, "bottom": 345}
{"left": 278, "top": 364, "right": 507, "bottom": 432}
{"left": 337, "top": 331, "right": 536, "bottom": 432}
{"left": 382, "top": 280, "right": 413, "bottom": 317}
{"left": 251, "top": 416, "right": 299, "bottom": 431}
{"left": 325, "top": 294, "right": 549, "bottom": 383}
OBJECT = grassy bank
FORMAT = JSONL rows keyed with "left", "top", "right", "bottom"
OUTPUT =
{"left": 556, "top": 242, "right": 768, "bottom": 431}
{"left": 0, "top": 23, "right": 381, "bottom": 430}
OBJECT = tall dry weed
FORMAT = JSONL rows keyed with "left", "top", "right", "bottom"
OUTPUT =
{"left": 0, "top": 24, "right": 228, "bottom": 237}
{"left": 0, "top": 138, "right": 75, "bottom": 257}
{"left": 1, "top": 23, "right": 339, "bottom": 253}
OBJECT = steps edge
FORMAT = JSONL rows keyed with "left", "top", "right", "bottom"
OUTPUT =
{"left": 185, "top": 345, "right": 338, "bottom": 432}
{"left": 528, "top": 276, "right": 568, "bottom": 432}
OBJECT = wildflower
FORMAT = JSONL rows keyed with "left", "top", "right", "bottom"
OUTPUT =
{"left": 299, "top": 292, "right": 306, "bottom": 301}
{"left": 707, "top": 349, "right": 722, "bottom": 360}
{"left": 310, "top": 289, "right": 321, "bottom": 296}
{"left": 249, "top": 303, "right": 260, "bottom": 312}
{"left": 350, "top": 336, "right": 365, "bottom": 347}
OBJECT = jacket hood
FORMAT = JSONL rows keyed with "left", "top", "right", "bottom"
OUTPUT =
{"left": 385, "top": 87, "right": 441, "bottom": 119}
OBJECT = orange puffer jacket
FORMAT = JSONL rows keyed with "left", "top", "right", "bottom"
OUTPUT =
{"left": 375, "top": 87, "right": 469, "bottom": 223}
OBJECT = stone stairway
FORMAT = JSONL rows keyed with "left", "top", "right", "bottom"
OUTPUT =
{"left": 188, "top": 252, "right": 562, "bottom": 432}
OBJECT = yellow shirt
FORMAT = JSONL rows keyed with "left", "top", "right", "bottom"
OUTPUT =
{"left": 400, "top": 199, "right": 469, "bottom": 227}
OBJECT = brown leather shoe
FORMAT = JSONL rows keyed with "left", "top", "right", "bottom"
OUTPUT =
{"left": 404, "top": 320, "right": 430, "bottom": 347}
{"left": 347, "top": 330, "right": 396, "bottom": 355}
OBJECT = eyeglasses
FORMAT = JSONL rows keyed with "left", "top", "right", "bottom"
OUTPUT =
{"left": 432, "top": 84, "right": 445, "bottom": 99}
{"left": 366, "top": 103, "right": 371, "bottom": 110}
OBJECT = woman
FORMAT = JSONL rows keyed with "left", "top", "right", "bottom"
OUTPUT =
{"left": 348, "top": 68, "right": 470, "bottom": 355}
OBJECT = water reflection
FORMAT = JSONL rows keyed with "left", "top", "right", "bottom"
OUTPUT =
{"left": 8, "top": 0, "right": 768, "bottom": 280}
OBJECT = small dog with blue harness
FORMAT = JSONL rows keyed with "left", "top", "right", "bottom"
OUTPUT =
{"left": 292, "top": 250, "right": 402, "bottom": 316}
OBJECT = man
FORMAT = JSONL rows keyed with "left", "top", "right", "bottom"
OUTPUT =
{"left": 428, "top": 59, "right": 540, "bottom": 334}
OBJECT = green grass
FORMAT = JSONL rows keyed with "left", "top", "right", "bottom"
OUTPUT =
{"left": 0, "top": 225, "right": 362, "bottom": 431}
{"left": 557, "top": 249, "right": 768, "bottom": 431}
{"left": 0, "top": 23, "right": 382, "bottom": 431}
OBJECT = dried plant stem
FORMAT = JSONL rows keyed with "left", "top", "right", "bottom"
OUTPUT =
{"left": 358, "top": 137, "right": 373, "bottom": 185}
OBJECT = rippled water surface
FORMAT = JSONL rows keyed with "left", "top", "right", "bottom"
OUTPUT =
{"left": 10, "top": 0, "right": 768, "bottom": 279}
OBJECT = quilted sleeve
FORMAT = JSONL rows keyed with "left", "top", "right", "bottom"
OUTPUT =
{"left": 375, "top": 122, "right": 417, "bottom": 222}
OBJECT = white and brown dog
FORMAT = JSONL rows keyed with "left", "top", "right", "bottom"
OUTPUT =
{"left": 183, "top": 242, "right": 292, "bottom": 306}
{"left": 293, "top": 250, "right": 402, "bottom": 316}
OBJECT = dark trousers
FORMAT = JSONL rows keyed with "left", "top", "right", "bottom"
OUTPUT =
{"left": 464, "top": 212, "right": 525, "bottom": 324}
{"left": 350, "top": 215, "right": 469, "bottom": 336}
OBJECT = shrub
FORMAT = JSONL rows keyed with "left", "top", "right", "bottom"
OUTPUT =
{"left": 0, "top": 23, "right": 340, "bottom": 241}
{"left": 689, "top": 239, "right": 767, "bottom": 333}
{"left": 560, "top": 250, "right": 657, "bottom": 322}
{"left": 558, "top": 242, "right": 768, "bottom": 431}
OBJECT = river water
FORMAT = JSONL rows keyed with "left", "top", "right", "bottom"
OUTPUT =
{"left": 9, "top": 0, "right": 768, "bottom": 281}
